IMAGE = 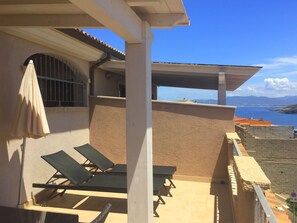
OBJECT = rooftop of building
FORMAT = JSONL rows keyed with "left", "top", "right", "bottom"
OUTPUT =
{"left": 235, "top": 117, "right": 272, "bottom": 126}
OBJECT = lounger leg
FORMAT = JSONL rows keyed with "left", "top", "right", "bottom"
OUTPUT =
{"left": 163, "top": 185, "right": 172, "bottom": 197}
{"left": 158, "top": 195, "right": 166, "bottom": 204}
{"left": 47, "top": 171, "right": 60, "bottom": 184}
{"left": 39, "top": 189, "right": 63, "bottom": 205}
{"left": 168, "top": 178, "right": 176, "bottom": 188}
{"left": 59, "top": 189, "right": 66, "bottom": 196}
{"left": 153, "top": 200, "right": 160, "bottom": 217}
{"left": 154, "top": 209, "right": 160, "bottom": 218}
{"left": 82, "top": 159, "right": 98, "bottom": 172}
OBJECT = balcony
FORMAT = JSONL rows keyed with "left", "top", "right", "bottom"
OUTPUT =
{"left": 18, "top": 96, "right": 289, "bottom": 223}
{"left": 227, "top": 134, "right": 290, "bottom": 223}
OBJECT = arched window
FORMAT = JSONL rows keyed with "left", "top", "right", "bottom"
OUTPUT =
{"left": 24, "top": 54, "right": 86, "bottom": 107}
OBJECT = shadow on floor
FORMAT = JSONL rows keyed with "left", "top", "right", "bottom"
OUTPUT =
{"left": 210, "top": 182, "right": 234, "bottom": 223}
{"left": 37, "top": 192, "right": 163, "bottom": 216}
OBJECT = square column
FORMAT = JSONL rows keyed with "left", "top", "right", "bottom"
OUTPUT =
{"left": 218, "top": 72, "right": 226, "bottom": 105}
{"left": 125, "top": 21, "right": 154, "bottom": 223}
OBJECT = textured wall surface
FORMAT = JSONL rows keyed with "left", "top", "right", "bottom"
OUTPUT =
{"left": 94, "top": 69, "right": 158, "bottom": 99}
{"left": 245, "top": 125, "right": 294, "bottom": 139}
{"left": 94, "top": 69, "right": 124, "bottom": 97}
{"left": 0, "top": 31, "right": 90, "bottom": 206}
{"left": 236, "top": 125, "right": 297, "bottom": 195}
{"left": 90, "top": 96, "right": 235, "bottom": 181}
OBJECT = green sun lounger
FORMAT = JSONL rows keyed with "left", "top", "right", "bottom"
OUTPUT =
{"left": 33, "top": 150, "right": 166, "bottom": 217}
{"left": 0, "top": 205, "right": 79, "bottom": 223}
{"left": 0, "top": 203, "right": 111, "bottom": 223}
{"left": 74, "top": 144, "right": 176, "bottom": 188}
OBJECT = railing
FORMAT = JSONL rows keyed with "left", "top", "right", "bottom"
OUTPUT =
{"left": 253, "top": 184, "right": 278, "bottom": 223}
{"left": 230, "top": 138, "right": 278, "bottom": 223}
{"left": 232, "top": 139, "right": 243, "bottom": 156}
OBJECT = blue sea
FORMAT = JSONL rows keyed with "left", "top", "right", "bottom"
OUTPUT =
{"left": 235, "top": 106, "right": 297, "bottom": 129}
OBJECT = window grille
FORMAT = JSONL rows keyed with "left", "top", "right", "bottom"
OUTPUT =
{"left": 25, "top": 54, "right": 85, "bottom": 107}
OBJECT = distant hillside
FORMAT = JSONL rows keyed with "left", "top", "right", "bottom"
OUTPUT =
{"left": 193, "top": 96, "right": 297, "bottom": 106}
{"left": 272, "top": 104, "right": 297, "bottom": 114}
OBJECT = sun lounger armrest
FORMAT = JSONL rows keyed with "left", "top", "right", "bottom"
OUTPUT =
{"left": 90, "top": 203, "right": 112, "bottom": 223}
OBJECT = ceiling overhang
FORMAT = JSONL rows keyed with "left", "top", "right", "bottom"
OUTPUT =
{"left": 1, "top": 28, "right": 104, "bottom": 61}
{"left": 100, "top": 60, "right": 262, "bottom": 91}
{"left": 1, "top": 27, "right": 126, "bottom": 61}
{"left": 0, "top": 0, "right": 189, "bottom": 43}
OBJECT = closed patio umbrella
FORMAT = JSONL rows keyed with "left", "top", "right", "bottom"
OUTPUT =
{"left": 11, "top": 60, "right": 50, "bottom": 206}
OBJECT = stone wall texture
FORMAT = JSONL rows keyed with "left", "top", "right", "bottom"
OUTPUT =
{"left": 236, "top": 125, "right": 297, "bottom": 195}
{"left": 244, "top": 125, "right": 294, "bottom": 139}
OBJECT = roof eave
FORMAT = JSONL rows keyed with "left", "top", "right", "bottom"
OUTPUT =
{"left": 99, "top": 61, "right": 261, "bottom": 91}
{"left": 57, "top": 29, "right": 125, "bottom": 60}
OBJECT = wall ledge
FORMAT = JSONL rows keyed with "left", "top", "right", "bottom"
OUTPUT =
{"left": 174, "top": 175, "right": 227, "bottom": 184}
{"left": 153, "top": 99, "right": 236, "bottom": 109}
{"left": 226, "top": 132, "right": 241, "bottom": 143}
{"left": 234, "top": 156, "right": 271, "bottom": 192}
{"left": 91, "top": 95, "right": 236, "bottom": 109}
{"left": 90, "top": 95, "right": 126, "bottom": 101}
{"left": 45, "top": 107, "right": 89, "bottom": 113}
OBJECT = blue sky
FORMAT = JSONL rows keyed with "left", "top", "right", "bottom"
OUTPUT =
{"left": 84, "top": 0, "right": 297, "bottom": 100}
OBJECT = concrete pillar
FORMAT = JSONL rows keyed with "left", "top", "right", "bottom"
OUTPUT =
{"left": 218, "top": 72, "right": 226, "bottom": 105}
{"left": 125, "top": 21, "right": 154, "bottom": 223}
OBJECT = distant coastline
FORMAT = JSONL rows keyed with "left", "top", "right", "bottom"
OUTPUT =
{"left": 235, "top": 106, "right": 297, "bottom": 129}
{"left": 192, "top": 96, "right": 297, "bottom": 128}
{"left": 194, "top": 95, "right": 297, "bottom": 107}
{"left": 271, "top": 104, "right": 297, "bottom": 114}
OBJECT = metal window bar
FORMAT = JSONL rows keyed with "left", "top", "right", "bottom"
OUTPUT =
{"left": 48, "top": 56, "right": 54, "bottom": 100}
{"left": 37, "top": 76, "right": 84, "bottom": 87}
{"left": 28, "top": 54, "right": 85, "bottom": 107}
{"left": 253, "top": 184, "right": 278, "bottom": 223}
{"left": 37, "top": 76, "right": 84, "bottom": 107}
{"left": 232, "top": 139, "right": 243, "bottom": 156}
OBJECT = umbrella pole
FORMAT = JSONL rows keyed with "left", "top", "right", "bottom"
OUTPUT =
{"left": 17, "top": 137, "right": 26, "bottom": 207}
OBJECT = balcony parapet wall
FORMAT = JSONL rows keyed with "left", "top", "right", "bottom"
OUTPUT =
{"left": 234, "top": 156, "right": 271, "bottom": 192}
{"left": 226, "top": 132, "right": 290, "bottom": 223}
{"left": 90, "top": 96, "right": 235, "bottom": 181}
{"left": 226, "top": 132, "right": 271, "bottom": 192}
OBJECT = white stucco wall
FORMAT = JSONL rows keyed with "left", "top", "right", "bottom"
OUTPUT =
{"left": 0, "top": 31, "right": 90, "bottom": 206}
{"left": 94, "top": 68, "right": 158, "bottom": 99}
{"left": 94, "top": 68, "right": 124, "bottom": 97}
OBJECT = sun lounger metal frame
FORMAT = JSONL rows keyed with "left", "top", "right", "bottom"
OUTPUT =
{"left": 32, "top": 150, "right": 166, "bottom": 217}
{"left": 90, "top": 203, "right": 112, "bottom": 223}
{"left": 74, "top": 144, "right": 176, "bottom": 188}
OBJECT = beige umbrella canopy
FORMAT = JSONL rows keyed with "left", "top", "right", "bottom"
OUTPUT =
{"left": 11, "top": 60, "right": 50, "bottom": 206}
{"left": 11, "top": 60, "right": 49, "bottom": 138}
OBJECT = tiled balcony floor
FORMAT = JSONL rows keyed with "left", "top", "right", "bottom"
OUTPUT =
{"left": 28, "top": 180, "right": 234, "bottom": 223}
